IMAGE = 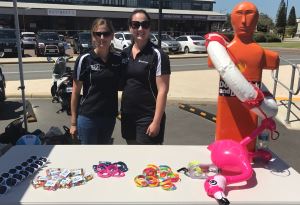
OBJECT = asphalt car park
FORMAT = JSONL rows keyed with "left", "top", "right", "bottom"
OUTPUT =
{"left": 0, "top": 98, "right": 300, "bottom": 174}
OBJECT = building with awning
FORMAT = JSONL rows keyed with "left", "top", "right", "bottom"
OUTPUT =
{"left": 0, "top": 0, "right": 227, "bottom": 37}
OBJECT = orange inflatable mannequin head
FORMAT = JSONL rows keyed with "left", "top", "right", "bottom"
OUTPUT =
{"left": 231, "top": 1, "right": 259, "bottom": 41}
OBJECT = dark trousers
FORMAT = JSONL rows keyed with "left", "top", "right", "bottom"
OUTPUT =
{"left": 121, "top": 114, "right": 166, "bottom": 145}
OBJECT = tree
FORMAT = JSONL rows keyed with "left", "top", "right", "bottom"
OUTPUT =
{"left": 287, "top": 6, "right": 297, "bottom": 26}
{"left": 257, "top": 13, "right": 274, "bottom": 32}
{"left": 287, "top": 6, "right": 297, "bottom": 37}
{"left": 221, "top": 13, "right": 232, "bottom": 31}
{"left": 275, "top": 0, "right": 287, "bottom": 37}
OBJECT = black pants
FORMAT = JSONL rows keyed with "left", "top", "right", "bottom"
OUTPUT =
{"left": 121, "top": 113, "right": 166, "bottom": 145}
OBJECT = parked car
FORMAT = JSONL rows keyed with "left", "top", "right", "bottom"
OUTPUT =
{"left": 0, "top": 28, "right": 24, "bottom": 57}
{"left": 35, "top": 32, "right": 65, "bottom": 56}
{"left": 111, "top": 31, "right": 132, "bottom": 51}
{"left": 58, "top": 34, "right": 71, "bottom": 50}
{"left": 21, "top": 32, "right": 36, "bottom": 49}
{"left": 150, "top": 33, "right": 180, "bottom": 53}
{"left": 176, "top": 35, "right": 206, "bottom": 54}
{"left": 73, "top": 32, "right": 92, "bottom": 54}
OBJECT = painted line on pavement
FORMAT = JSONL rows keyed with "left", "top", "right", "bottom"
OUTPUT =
{"left": 275, "top": 97, "right": 300, "bottom": 102}
{"left": 4, "top": 70, "right": 51, "bottom": 74}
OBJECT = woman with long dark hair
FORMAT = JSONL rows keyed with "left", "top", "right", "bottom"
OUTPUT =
{"left": 121, "top": 9, "right": 171, "bottom": 145}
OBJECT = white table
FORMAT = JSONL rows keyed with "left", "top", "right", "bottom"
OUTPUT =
{"left": 0, "top": 145, "right": 300, "bottom": 205}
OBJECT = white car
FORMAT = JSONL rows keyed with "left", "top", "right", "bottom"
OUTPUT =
{"left": 112, "top": 31, "right": 132, "bottom": 51}
{"left": 175, "top": 35, "right": 206, "bottom": 54}
{"left": 21, "top": 32, "right": 36, "bottom": 49}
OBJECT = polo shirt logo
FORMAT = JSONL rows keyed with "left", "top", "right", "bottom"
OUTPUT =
{"left": 138, "top": 60, "right": 149, "bottom": 64}
{"left": 122, "top": 58, "right": 129, "bottom": 64}
{"left": 90, "top": 64, "right": 103, "bottom": 71}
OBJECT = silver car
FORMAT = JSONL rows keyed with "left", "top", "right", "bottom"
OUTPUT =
{"left": 176, "top": 35, "right": 206, "bottom": 54}
{"left": 21, "top": 32, "right": 36, "bottom": 49}
{"left": 150, "top": 33, "right": 180, "bottom": 53}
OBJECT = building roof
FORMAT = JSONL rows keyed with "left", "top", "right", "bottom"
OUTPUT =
{"left": 0, "top": 1, "right": 224, "bottom": 17}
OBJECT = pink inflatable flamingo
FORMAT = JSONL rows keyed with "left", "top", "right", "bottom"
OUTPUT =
{"left": 204, "top": 118, "right": 277, "bottom": 205}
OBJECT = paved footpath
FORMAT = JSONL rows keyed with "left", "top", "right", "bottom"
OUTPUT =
{"left": 2, "top": 55, "right": 300, "bottom": 130}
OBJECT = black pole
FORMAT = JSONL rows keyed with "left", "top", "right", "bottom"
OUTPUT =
{"left": 158, "top": 0, "right": 162, "bottom": 48}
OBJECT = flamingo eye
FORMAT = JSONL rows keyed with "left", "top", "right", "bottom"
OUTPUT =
{"left": 209, "top": 179, "right": 217, "bottom": 186}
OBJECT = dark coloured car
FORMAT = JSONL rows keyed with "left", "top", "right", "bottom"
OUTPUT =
{"left": 35, "top": 32, "right": 65, "bottom": 56}
{"left": 73, "top": 32, "right": 92, "bottom": 54}
{"left": 0, "top": 28, "right": 24, "bottom": 57}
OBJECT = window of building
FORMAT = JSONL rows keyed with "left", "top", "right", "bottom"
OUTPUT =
{"left": 150, "top": 0, "right": 159, "bottom": 8}
{"left": 192, "top": 1, "right": 213, "bottom": 11}
{"left": 127, "top": 0, "right": 137, "bottom": 7}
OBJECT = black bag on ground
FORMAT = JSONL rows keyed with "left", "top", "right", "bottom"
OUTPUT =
{"left": 0, "top": 118, "right": 27, "bottom": 145}
{"left": 44, "top": 126, "right": 80, "bottom": 145}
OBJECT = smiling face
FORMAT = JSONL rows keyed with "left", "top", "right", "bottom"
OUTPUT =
{"left": 129, "top": 12, "right": 150, "bottom": 44}
{"left": 231, "top": 2, "right": 258, "bottom": 39}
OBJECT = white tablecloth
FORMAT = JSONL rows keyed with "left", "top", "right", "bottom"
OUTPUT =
{"left": 0, "top": 145, "right": 299, "bottom": 205}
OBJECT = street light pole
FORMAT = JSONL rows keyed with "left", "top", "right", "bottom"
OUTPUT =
{"left": 158, "top": 0, "right": 162, "bottom": 48}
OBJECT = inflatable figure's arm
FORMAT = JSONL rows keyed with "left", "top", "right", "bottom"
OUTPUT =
{"left": 205, "top": 33, "right": 278, "bottom": 119}
{"left": 263, "top": 49, "right": 280, "bottom": 70}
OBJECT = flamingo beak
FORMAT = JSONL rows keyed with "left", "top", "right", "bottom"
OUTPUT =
{"left": 217, "top": 197, "right": 230, "bottom": 205}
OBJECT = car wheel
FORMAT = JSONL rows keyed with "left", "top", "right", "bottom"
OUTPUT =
{"left": 184, "top": 46, "right": 189, "bottom": 54}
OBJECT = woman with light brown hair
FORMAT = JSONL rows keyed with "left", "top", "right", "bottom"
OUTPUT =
{"left": 70, "top": 18, "right": 122, "bottom": 144}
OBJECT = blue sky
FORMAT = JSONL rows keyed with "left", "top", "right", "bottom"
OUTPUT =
{"left": 214, "top": 0, "right": 300, "bottom": 20}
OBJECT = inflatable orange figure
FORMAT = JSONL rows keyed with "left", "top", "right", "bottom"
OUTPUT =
{"left": 209, "top": 2, "right": 279, "bottom": 151}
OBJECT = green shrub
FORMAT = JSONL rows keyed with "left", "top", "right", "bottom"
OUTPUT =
{"left": 253, "top": 33, "right": 266, "bottom": 42}
{"left": 265, "top": 33, "right": 282, "bottom": 42}
{"left": 217, "top": 32, "right": 281, "bottom": 42}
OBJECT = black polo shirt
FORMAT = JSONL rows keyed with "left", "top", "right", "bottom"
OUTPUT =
{"left": 73, "top": 50, "right": 122, "bottom": 118}
{"left": 121, "top": 41, "right": 171, "bottom": 117}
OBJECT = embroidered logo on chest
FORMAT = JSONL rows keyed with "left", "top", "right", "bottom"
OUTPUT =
{"left": 138, "top": 59, "right": 149, "bottom": 64}
{"left": 90, "top": 64, "right": 103, "bottom": 71}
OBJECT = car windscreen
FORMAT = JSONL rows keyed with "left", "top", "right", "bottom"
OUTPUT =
{"left": 190, "top": 36, "right": 204, "bottom": 41}
{"left": 39, "top": 33, "right": 59, "bottom": 41}
{"left": 0, "top": 30, "right": 16, "bottom": 39}
{"left": 155, "top": 34, "right": 173, "bottom": 41}
{"left": 124, "top": 34, "right": 132, "bottom": 40}
{"left": 22, "top": 34, "right": 35, "bottom": 38}
{"left": 79, "top": 33, "right": 91, "bottom": 40}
